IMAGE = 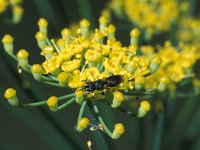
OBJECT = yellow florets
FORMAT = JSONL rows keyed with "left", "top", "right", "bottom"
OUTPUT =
{"left": 47, "top": 96, "right": 58, "bottom": 107}
{"left": 35, "top": 31, "right": 46, "bottom": 41}
{"left": 135, "top": 76, "right": 146, "bottom": 85}
{"left": 114, "top": 123, "right": 125, "bottom": 135}
{"left": 13, "top": 5, "right": 23, "bottom": 15}
{"left": 160, "top": 76, "right": 170, "bottom": 84}
{"left": 130, "top": 28, "right": 140, "bottom": 38}
{"left": 38, "top": 18, "right": 48, "bottom": 27}
{"left": 140, "top": 101, "right": 151, "bottom": 112}
{"left": 113, "top": 91, "right": 124, "bottom": 102}
{"left": 17, "top": 49, "right": 29, "bottom": 59}
{"left": 4, "top": 88, "right": 16, "bottom": 99}
{"left": 61, "top": 28, "right": 72, "bottom": 38}
{"left": 31, "top": 64, "right": 43, "bottom": 73}
{"left": 78, "top": 118, "right": 90, "bottom": 128}
{"left": 57, "top": 72, "right": 68, "bottom": 82}
{"left": 0, "top": 0, "right": 8, "bottom": 13}
{"left": 2, "top": 34, "right": 14, "bottom": 44}
{"left": 80, "top": 19, "right": 90, "bottom": 28}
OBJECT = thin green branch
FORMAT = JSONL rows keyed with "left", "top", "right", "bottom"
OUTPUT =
{"left": 92, "top": 103, "right": 113, "bottom": 138}
{"left": 152, "top": 113, "right": 164, "bottom": 150}
{"left": 20, "top": 93, "right": 75, "bottom": 107}
{"left": 77, "top": 100, "right": 87, "bottom": 121}
{"left": 40, "top": 81, "right": 61, "bottom": 87}
{"left": 58, "top": 98, "right": 75, "bottom": 110}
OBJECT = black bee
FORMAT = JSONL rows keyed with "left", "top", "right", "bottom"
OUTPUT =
{"left": 80, "top": 75, "right": 124, "bottom": 94}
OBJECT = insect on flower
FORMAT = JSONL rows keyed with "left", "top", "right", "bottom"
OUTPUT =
{"left": 79, "top": 75, "right": 124, "bottom": 95}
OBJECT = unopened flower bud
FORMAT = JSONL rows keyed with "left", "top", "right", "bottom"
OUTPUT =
{"left": 135, "top": 76, "right": 146, "bottom": 90}
{"left": 35, "top": 31, "right": 47, "bottom": 49}
{"left": 150, "top": 56, "right": 162, "bottom": 73}
{"left": 17, "top": 49, "right": 29, "bottom": 68}
{"left": 38, "top": 18, "right": 48, "bottom": 34}
{"left": 111, "top": 91, "right": 124, "bottom": 108}
{"left": 57, "top": 72, "right": 68, "bottom": 87}
{"left": 158, "top": 76, "right": 170, "bottom": 92}
{"left": 112, "top": 123, "right": 125, "bottom": 139}
{"left": 2, "top": 34, "right": 14, "bottom": 54}
{"left": 77, "top": 118, "right": 90, "bottom": 132}
{"left": 4, "top": 88, "right": 19, "bottom": 106}
{"left": 137, "top": 101, "right": 151, "bottom": 118}
{"left": 31, "top": 64, "right": 43, "bottom": 81}
{"left": 47, "top": 96, "right": 58, "bottom": 112}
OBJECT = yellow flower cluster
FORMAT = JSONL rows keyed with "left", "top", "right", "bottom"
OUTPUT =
{"left": 176, "top": 17, "right": 200, "bottom": 43}
{"left": 2, "top": 17, "right": 168, "bottom": 139}
{"left": 34, "top": 18, "right": 165, "bottom": 94}
{"left": 141, "top": 41, "right": 200, "bottom": 92}
{"left": 0, "top": 0, "right": 23, "bottom": 23}
{"left": 108, "top": 0, "right": 189, "bottom": 39}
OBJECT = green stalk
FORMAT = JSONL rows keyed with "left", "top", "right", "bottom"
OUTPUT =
{"left": 167, "top": 96, "right": 198, "bottom": 149}
{"left": 92, "top": 104, "right": 113, "bottom": 138}
{"left": 85, "top": 103, "right": 110, "bottom": 150}
{"left": 20, "top": 93, "right": 75, "bottom": 107}
{"left": 152, "top": 113, "right": 164, "bottom": 150}
{"left": 57, "top": 98, "right": 75, "bottom": 110}
{"left": 77, "top": 100, "right": 87, "bottom": 120}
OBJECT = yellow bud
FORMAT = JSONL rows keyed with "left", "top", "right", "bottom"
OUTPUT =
{"left": 151, "top": 56, "right": 162, "bottom": 65}
{"left": 130, "top": 28, "right": 140, "bottom": 38}
{"left": 99, "top": 16, "right": 108, "bottom": 24}
{"left": 61, "top": 28, "right": 72, "bottom": 38}
{"left": 31, "top": 64, "right": 43, "bottom": 81}
{"left": 135, "top": 76, "right": 146, "bottom": 85}
{"left": 111, "top": 91, "right": 124, "bottom": 108}
{"left": 47, "top": 96, "right": 58, "bottom": 107}
{"left": 113, "top": 91, "right": 124, "bottom": 102}
{"left": 10, "top": 0, "right": 22, "bottom": 5}
{"left": 38, "top": 18, "right": 48, "bottom": 27}
{"left": 114, "top": 123, "right": 125, "bottom": 134}
{"left": 31, "top": 64, "right": 43, "bottom": 73}
{"left": 150, "top": 56, "right": 162, "bottom": 73}
{"left": 107, "top": 24, "right": 116, "bottom": 33}
{"left": 2, "top": 34, "right": 14, "bottom": 44}
{"left": 57, "top": 39, "right": 65, "bottom": 47}
{"left": 140, "top": 101, "right": 151, "bottom": 112}
{"left": 77, "top": 118, "right": 90, "bottom": 132}
{"left": 160, "top": 76, "right": 170, "bottom": 84}
{"left": 57, "top": 72, "right": 68, "bottom": 82}
{"left": 80, "top": 19, "right": 90, "bottom": 27}
{"left": 17, "top": 49, "right": 29, "bottom": 59}
{"left": 35, "top": 32, "right": 46, "bottom": 41}
{"left": 137, "top": 100, "right": 151, "bottom": 118}
{"left": 0, "top": 0, "right": 8, "bottom": 13}
{"left": 112, "top": 123, "right": 125, "bottom": 139}
{"left": 4, "top": 88, "right": 16, "bottom": 99}
{"left": 13, "top": 5, "right": 23, "bottom": 15}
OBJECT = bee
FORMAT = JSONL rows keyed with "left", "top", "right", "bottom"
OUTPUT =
{"left": 79, "top": 75, "right": 124, "bottom": 94}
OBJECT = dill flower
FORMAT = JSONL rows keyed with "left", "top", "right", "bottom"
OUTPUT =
{"left": 2, "top": 17, "right": 167, "bottom": 139}
{"left": 4, "top": 88, "right": 19, "bottom": 106}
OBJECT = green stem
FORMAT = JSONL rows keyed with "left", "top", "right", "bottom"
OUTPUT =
{"left": 20, "top": 93, "right": 75, "bottom": 107}
{"left": 40, "top": 81, "right": 62, "bottom": 87}
{"left": 92, "top": 103, "right": 113, "bottom": 138}
{"left": 152, "top": 113, "right": 164, "bottom": 150}
{"left": 8, "top": 52, "right": 57, "bottom": 82}
{"left": 58, "top": 98, "right": 75, "bottom": 110}
{"left": 77, "top": 100, "right": 87, "bottom": 120}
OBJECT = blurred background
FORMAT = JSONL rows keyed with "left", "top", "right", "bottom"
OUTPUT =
{"left": 0, "top": 0, "right": 200, "bottom": 150}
